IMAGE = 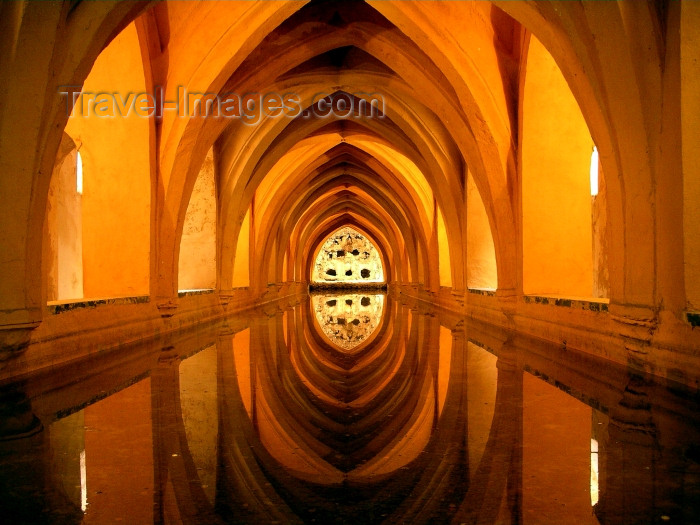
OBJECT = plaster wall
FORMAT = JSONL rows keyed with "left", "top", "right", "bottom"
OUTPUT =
{"left": 178, "top": 149, "right": 216, "bottom": 290}
{"left": 232, "top": 207, "right": 251, "bottom": 288}
{"left": 591, "top": 165, "right": 609, "bottom": 299}
{"left": 681, "top": 2, "right": 700, "bottom": 310}
{"left": 46, "top": 150, "right": 83, "bottom": 301}
{"left": 522, "top": 36, "right": 594, "bottom": 298}
{"left": 64, "top": 23, "right": 150, "bottom": 299}
{"left": 437, "top": 207, "right": 452, "bottom": 288}
{"left": 466, "top": 171, "right": 497, "bottom": 289}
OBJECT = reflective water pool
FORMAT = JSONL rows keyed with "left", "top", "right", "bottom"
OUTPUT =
{"left": 0, "top": 293, "right": 698, "bottom": 524}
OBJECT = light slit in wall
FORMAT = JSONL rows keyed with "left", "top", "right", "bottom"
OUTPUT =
{"left": 76, "top": 150, "right": 83, "bottom": 195}
{"left": 590, "top": 146, "right": 599, "bottom": 197}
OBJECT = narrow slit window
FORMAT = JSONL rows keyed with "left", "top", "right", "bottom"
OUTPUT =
{"left": 589, "top": 146, "right": 599, "bottom": 197}
{"left": 76, "top": 151, "right": 83, "bottom": 195}
{"left": 591, "top": 438, "right": 599, "bottom": 506}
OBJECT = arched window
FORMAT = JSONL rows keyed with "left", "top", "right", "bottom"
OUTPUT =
{"left": 311, "top": 227, "right": 384, "bottom": 284}
{"left": 76, "top": 150, "right": 83, "bottom": 195}
{"left": 590, "top": 146, "right": 599, "bottom": 197}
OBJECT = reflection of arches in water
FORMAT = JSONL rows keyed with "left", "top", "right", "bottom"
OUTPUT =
{"left": 451, "top": 353, "right": 523, "bottom": 524}
{"left": 24, "top": 301, "right": 694, "bottom": 524}
{"left": 151, "top": 328, "right": 654, "bottom": 525}
{"left": 212, "top": 298, "right": 477, "bottom": 524}
{"left": 257, "top": 296, "right": 432, "bottom": 478}
{"left": 295, "top": 295, "right": 402, "bottom": 409}
{"left": 151, "top": 347, "right": 223, "bottom": 524}
{"left": 310, "top": 293, "right": 385, "bottom": 351}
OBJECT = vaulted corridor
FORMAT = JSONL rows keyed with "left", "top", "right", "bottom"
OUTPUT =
{"left": 0, "top": 1, "right": 699, "bottom": 523}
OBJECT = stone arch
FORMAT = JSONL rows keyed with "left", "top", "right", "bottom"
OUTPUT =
{"left": 498, "top": 1, "right": 664, "bottom": 309}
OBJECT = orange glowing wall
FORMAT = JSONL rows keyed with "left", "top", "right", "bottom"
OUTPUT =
{"left": 64, "top": 22, "right": 151, "bottom": 299}
{"left": 437, "top": 206, "right": 452, "bottom": 288}
{"left": 521, "top": 35, "right": 594, "bottom": 298}
{"left": 466, "top": 171, "right": 497, "bottom": 290}
{"left": 232, "top": 206, "right": 251, "bottom": 288}
{"left": 681, "top": 2, "right": 700, "bottom": 309}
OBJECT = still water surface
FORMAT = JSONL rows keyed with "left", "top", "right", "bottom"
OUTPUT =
{"left": 0, "top": 293, "right": 698, "bottom": 524}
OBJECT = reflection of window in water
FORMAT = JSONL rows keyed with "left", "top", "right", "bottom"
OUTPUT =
{"left": 590, "top": 438, "right": 599, "bottom": 506}
{"left": 312, "top": 293, "right": 385, "bottom": 350}
{"left": 312, "top": 227, "right": 384, "bottom": 284}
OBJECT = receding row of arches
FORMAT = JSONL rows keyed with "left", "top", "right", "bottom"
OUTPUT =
{"left": 2, "top": 1, "right": 699, "bottom": 380}
{"left": 43, "top": 4, "right": 613, "bottom": 307}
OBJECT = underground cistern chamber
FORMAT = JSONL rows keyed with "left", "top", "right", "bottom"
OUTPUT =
{"left": 1, "top": 1, "right": 699, "bottom": 523}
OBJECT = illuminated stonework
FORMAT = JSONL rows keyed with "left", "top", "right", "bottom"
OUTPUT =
{"left": 312, "top": 293, "right": 385, "bottom": 350}
{"left": 312, "top": 227, "right": 384, "bottom": 284}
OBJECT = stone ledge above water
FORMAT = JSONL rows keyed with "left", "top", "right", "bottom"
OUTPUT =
{"left": 47, "top": 295, "right": 150, "bottom": 315}
{"left": 524, "top": 294, "right": 609, "bottom": 312}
